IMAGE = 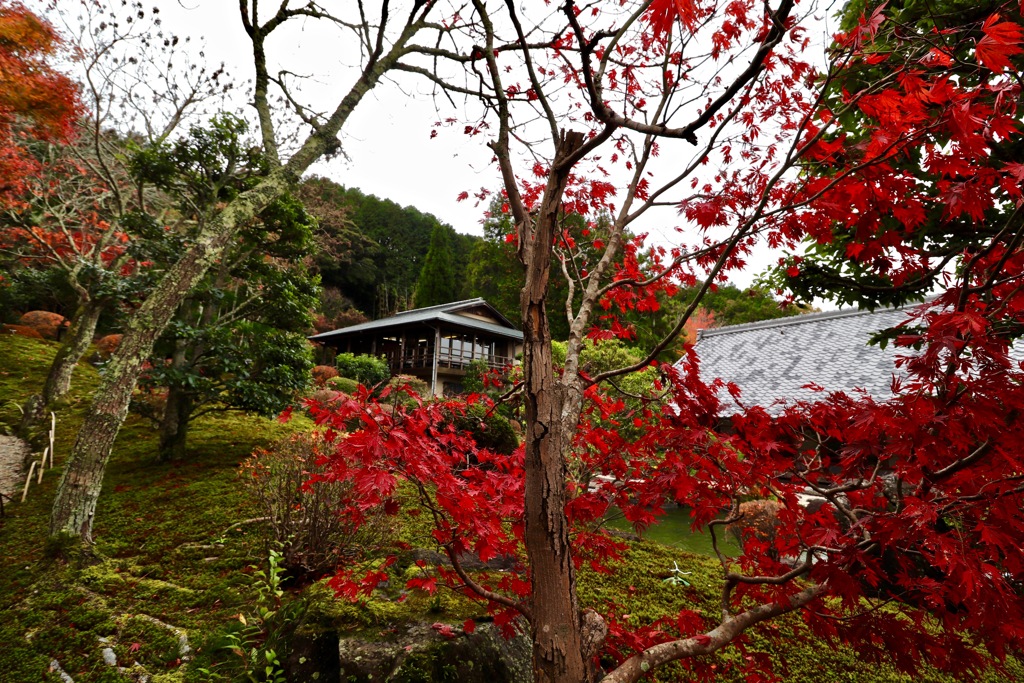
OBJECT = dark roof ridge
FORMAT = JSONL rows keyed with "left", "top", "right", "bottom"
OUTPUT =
{"left": 308, "top": 297, "right": 524, "bottom": 342}
{"left": 695, "top": 302, "right": 920, "bottom": 341}
{"left": 388, "top": 297, "right": 488, "bottom": 317}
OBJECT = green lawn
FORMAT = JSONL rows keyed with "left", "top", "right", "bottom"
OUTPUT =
{"left": 605, "top": 505, "right": 740, "bottom": 557}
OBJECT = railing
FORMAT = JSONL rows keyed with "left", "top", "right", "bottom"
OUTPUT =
{"left": 384, "top": 348, "right": 514, "bottom": 373}
{"left": 437, "top": 350, "right": 513, "bottom": 370}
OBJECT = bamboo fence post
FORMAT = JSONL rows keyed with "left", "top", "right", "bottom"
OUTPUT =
{"left": 21, "top": 461, "right": 37, "bottom": 503}
{"left": 49, "top": 412, "right": 56, "bottom": 468}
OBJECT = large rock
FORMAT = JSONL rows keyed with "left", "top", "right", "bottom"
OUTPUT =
{"left": 288, "top": 622, "right": 531, "bottom": 683}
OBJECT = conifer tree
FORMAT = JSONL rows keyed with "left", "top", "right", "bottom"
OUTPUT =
{"left": 414, "top": 222, "right": 457, "bottom": 307}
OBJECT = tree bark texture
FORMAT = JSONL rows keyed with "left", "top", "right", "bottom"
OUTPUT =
{"left": 520, "top": 129, "right": 590, "bottom": 683}
{"left": 49, "top": 171, "right": 296, "bottom": 540}
{"left": 600, "top": 584, "right": 822, "bottom": 683}
{"left": 44, "top": 300, "right": 104, "bottom": 405}
{"left": 18, "top": 300, "right": 103, "bottom": 443}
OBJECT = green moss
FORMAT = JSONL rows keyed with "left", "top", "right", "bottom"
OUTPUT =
{"left": 115, "top": 615, "right": 183, "bottom": 669}
{"left": 150, "top": 673, "right": 188, "bottom": 683}
{"left": 0, "top": 334, "right": 99, "bottom": 431}
{"left": 0, "top": 337, "right": 305, "bottom": 682}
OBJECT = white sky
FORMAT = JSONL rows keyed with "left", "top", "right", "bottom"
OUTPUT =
{"left": 157, "top": 1, "right": 499, "bottom": 235}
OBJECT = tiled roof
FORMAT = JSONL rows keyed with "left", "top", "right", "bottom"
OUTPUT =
{"left": 690, "top": 305, "right": 922, "bottom": 413}
{"left": 309, "top": 298, "right": 524, "bottom": 342}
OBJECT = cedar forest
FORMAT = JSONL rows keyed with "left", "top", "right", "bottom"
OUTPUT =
{"left": 0, "top": 0, "right": 1023, "bottom": 682}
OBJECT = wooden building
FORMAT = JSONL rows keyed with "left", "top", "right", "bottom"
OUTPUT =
{"left": 309, "top": 298, "right": 523, "bottom": 397}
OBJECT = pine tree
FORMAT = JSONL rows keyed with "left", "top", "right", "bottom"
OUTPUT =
{"left": 414, "top": 222, "right": 457, "bottom": 308}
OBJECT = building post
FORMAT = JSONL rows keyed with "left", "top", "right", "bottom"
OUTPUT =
{"left": 431, "top": 326, "right": 441, "bottom": 397}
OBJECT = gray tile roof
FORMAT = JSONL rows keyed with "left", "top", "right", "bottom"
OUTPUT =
{"left": 689, "top": 305, "right": 921, "bottom": 413}
{"left": 309, "top": 298, "right": 524, "bottom": 342}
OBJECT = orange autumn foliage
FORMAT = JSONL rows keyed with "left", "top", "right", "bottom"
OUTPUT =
{"left": 0, "top": 2, "right": 80, "bottom": 211}
{"left": 311, "top": 365, "right": 340, "bottom": 387}
{"left": 0, "top": 3, "right": 79, "bottom": 139}
{"left": 682, "top": 306, "right": 717, "bottom": 343}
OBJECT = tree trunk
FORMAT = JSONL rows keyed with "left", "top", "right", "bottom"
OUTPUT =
{"left": 48, "top": 180, "right": 287, "bottom": 542}
{"left": 18, "top": 300, "right": 104, "bottom": 443}
{"left": 519, "top": 130, "right": 590, "bottom": 683}
{"left": 44, "top": 300, "right": 104, "bottom": 405}
{"left": 157, "top": 394, "right": 191, "bottom": 461}
{"left": 158, "top": 345, "right": 192, "bottom": 461}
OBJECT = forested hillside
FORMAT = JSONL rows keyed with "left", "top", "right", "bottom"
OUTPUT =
{"left": 299, "top": 177, "right": 479, "bottom": 322}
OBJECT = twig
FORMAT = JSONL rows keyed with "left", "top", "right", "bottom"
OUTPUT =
{"left": 218, "top": 516, "right": 271, "bottom": 536}
{"left": 177, "top": 516, "right": 271, "bottom": 550}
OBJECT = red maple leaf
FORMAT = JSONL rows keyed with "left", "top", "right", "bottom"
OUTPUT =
{"left": 431, "top": 622, "right": 457, "bottom": 639}
{"left": 975, "top": 14, "right": 1024, "bottom": 72}
{"left": 647, "top": 0, "right": 700, "bottom": 36}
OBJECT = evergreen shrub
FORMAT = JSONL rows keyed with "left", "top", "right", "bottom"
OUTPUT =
{"left": 325, "top": 376, "right": 359, "bottom": 395}
{"left": 335, "top": 352, "right": 389, "bottom": 387}
{"left": 454, "top": 404, "right": 520, "bottom": 455}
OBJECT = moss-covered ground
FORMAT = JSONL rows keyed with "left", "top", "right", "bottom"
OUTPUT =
{"left": 0, "top": 333, "right": 1020, "bottom": 682}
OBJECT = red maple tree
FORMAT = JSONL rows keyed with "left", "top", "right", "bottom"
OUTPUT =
{"left": 304, "top": 1, "right": 1024, "bottom": 681}
{"left": 0, "top": 2, "right": 78, "bottom": 209}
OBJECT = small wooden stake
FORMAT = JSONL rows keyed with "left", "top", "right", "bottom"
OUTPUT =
{"left": 21, "top": 461, "right": 37, "bottom": 503}
{"left": 37, "top": 454, "right": 45, "bottom": 484}
{"left": 49, "top": 412, "right": 56, "bottom": 468}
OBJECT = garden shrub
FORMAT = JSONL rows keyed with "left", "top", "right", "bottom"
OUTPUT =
{"left": 311, "top": 364, "right": 339, "bottom": 387}
{"left": 243, "top": 433, "right": 394, "bottom": 582}
{"left": 95, "top": 333, "right": 123, "bottom": 358}
{"left": 461, "top": 359, "right": 491, "bottom": 394}
{"left": 305, "top": 388, "right": 344, "bottom": 411}
{"left": 454, "top": 404, "right": 520, "bottom": 456}
{"left": 1, "top": 324, "right": 44, "bottom": 340}
{"left": 326, "top": 376, "right": 359, "bottom": 395}
{"left": 335, "top": 352, "right": 389, "bottom": 387}
{"left": 18, "top": 310, "right": 67, "bottom": 339}
{"left": 389, "top": 374, "right": 430, "bottom": 397}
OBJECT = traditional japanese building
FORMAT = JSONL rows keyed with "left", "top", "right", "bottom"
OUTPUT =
{"left": 310, "top": 298, "right": 523, "bottom": 397}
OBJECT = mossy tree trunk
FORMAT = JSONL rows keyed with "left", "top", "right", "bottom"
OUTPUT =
{"left": 49, "top": 212, "right": 246, "bottom": 541}
{"left": 18, "top": 299, "right": 104, "bottom": 446}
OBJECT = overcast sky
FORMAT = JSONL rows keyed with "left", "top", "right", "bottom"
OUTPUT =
{"left": 156, "top": 2, "right": 500, "bottom": 235}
